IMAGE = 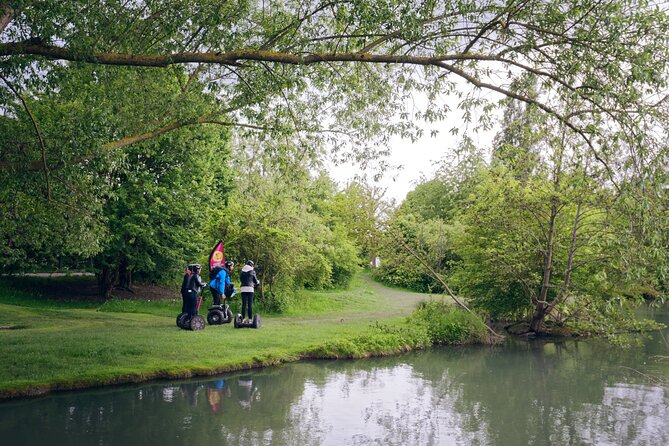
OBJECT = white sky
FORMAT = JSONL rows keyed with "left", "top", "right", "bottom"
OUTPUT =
{"left": 327, "top": 94, "right": 501, "bottom": 203}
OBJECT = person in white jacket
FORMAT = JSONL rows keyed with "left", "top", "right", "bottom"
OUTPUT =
{"left": 239, "top": 260, "right": 260, "bottom": 323}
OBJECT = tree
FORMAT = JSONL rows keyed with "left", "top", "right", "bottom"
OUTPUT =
{"left": 95, "top": 126, "right": 230, "bottom": 297}
{"left": 2, "top": 1, "right": 668, "bottom": 173}
{"left": 213, "top": 168, "right": 360, "bottom": 311}
{"left": 0, "top": 58, "right": 230, "bottom": 287}
{"left": 373, "top": 137, "right": 484, "bottom": 292}
{"left": 326, "top": 181, "right": 389, "bottom": 268}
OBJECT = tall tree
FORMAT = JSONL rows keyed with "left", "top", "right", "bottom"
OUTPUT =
{"left": 2, "top": 0, "right": 668, "bottom": 295}
{"left": 1, "top": 1, "right": 668, "bottom": 170}
{"left": 95, "top": 126, "right": 230, "bottom": 297}
{"left": 326, "top": 181, "right": 389, "bottom": 267}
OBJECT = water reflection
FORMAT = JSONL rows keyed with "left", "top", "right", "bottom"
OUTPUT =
{"left": 1, "top": 313, "right": 668, "bottom": 445}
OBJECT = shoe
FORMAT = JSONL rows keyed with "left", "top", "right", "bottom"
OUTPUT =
{"left": 243, "top": 319, "right": 249, "bottom": 324}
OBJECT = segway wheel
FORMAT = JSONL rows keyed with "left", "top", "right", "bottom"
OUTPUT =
{"left": 207, "top": 309, "right": 224, "bottom": 325}
{"left": 234, "top": 314, "right": 242, "bottom": 328}
{"left": 222, "top": 306, "right": 233, "bottom": 324}
{"left": 252, "top": 314, "right": 261, "bottom": 329}
{"left": 190, "top": 315, "right": 206, "bottom": 331}
{"left": 176, "top": 312, "right": 189, "bottom": 328}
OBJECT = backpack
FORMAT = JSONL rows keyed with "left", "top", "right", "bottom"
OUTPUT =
{"left": 209, "top": 265, "right": 223, "bottom": 280}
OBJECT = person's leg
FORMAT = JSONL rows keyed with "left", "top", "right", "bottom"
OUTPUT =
{"left": 187, "top": 290, "right": 197, "bottom": 316}
{"left": 241, "top": 293, "right": 248, "bottom": 320}
{"left": 247, "top": 292, "right": 254, "bottom": 319}
{"left": 181, "top": 291, "right": 187, "bottom": 313}
{"left": 212, "top": 289, "right": 221, "bottom": 306}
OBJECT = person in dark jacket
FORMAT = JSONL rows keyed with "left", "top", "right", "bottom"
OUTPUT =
{"left": 185, "top": 264, "right": 206, "bottom": 317}
{"left": 239, "top": 260, "right": 260, "bottom": 323}
{"left": 180, "top": 266, "right": 192, "bottom": 314}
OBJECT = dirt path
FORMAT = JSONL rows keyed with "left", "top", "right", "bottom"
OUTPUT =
{"left": 278, "top": 273, "right": 443, "bottom": 326}
{"left": 359, "top": 272, "right": 434, "bottom": 314}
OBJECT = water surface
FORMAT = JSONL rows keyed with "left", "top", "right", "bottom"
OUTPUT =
{"left": 1, "top": 306, "right": 667, "bottom": 445}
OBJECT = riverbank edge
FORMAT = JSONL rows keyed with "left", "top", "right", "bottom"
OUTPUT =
{"left": 0, "top": 330, "right": 436, "bottom": 400}
{"left": 1, "top": 274, "right": 498, "bottom": 401}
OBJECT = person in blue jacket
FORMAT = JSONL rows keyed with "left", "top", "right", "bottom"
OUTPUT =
{"left": 210, "top": 260, "right": 234, "bottom": 305}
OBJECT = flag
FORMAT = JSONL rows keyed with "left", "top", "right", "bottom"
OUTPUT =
{"left": 208, "top": 240, "right": 225, "bottom": 272}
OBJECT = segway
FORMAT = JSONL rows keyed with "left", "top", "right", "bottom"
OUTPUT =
{"left": 207, "top": 286, "right": 236, "bottom": 325}
{"left": 176, "top": 292, "right": 206, "bottom": 331}
{"left": 207, "top": 300, "right": 233, "bottom": 325}
{"left": 234, "top": 313, "right": 261, "bottom": 329}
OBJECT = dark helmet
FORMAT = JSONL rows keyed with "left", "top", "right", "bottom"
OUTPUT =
{"left": 225, "top": 260, "right": 234, "bottom": 269}
{"left": 246, "top": 260, "right": 254, "bottom": 267}
{"left": 188, "top": 263, "right": 201, "bottom": 273}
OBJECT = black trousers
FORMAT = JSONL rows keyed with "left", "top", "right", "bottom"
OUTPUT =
{"left": 241, "top": 292, "right": 254, "bottom": 319}
{"left": 181, "top": 290, "right": 188, "bottom": 313}
{"left": 186, "top": 290, "right": 198, "bottom": 316}
{"left": 211, "top": 288, "right": 222, "bottom": 306}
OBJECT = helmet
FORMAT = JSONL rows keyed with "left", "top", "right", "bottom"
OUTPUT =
{"left": 188, "top": 264, "right": 201, "bottom": 273}
{"left": 225, "top": 260, "right": 234, "bottom": 268}
{"left": 246, "top": 260, "right": 254, "bottom": 267}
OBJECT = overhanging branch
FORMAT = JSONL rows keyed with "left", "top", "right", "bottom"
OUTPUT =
{"left": 0, "top": 1, "right": 12, "bottom": 34}
{"left": 0, "top": 75, "right": 52, "bottom": 199}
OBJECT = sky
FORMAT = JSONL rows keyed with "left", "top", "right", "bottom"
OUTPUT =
{"left": 327, "top": 96, "right": 501, "bottom": 203}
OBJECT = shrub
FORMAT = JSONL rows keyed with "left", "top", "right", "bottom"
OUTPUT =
{"left": 410, "top": 300, "right": 488, "bottom": 344}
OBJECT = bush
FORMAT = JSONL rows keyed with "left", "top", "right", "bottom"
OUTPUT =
{"left": 410, "top": 300, "right": 488, "bottom": 344}
{"left": 306, "top": 323, "right": 432, "bottom": 359}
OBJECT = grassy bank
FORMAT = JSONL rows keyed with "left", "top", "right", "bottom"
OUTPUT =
{"left": 0, "top": 273, "right": 488, "bottom": 399}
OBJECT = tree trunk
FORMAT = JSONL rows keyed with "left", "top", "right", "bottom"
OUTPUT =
{"left": 97, "top": 266, "right": 115, "bottom": 299}
{"left": 530, "top": 203, "right": 558, "bottom": 333}
{"left": 546, "top": 198, "right": 584, "bottom": 320}
{"left": 117, "top": 257, "right": 132, "bottom": 291}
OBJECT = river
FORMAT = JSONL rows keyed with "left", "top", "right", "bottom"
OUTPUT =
{"left": 1, "top": 305, "right": 667, "bottom": 445}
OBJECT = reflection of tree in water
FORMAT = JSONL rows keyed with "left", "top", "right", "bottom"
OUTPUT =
{"left": 1, "top": 332, "right": 667, "bottom": 445}
{"left": 407, "top": 339, "right": 669, "bottom": 445}
{"left": 0, "top": 367, "right": 318, "bottom": 446}
{"left": 282, "top": 358, "right": 489, "bottom": 445}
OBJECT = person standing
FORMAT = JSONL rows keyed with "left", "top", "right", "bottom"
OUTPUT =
{"left": 210, "top": 260, "right": 234, "bottom": 305}
{"left": 239, "top": 260, "right": 259, "bottom": 323}
{"left": 186, "top": 264, "right": 206, "bottom": 317}
{"left": 223, "top": 260, "right": 235, "bottom": 298}
{"left": 180, "top": 266, "right": 192, "bottom": 314}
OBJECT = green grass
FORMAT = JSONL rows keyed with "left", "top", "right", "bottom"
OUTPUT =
{"left": 97, "top": 297, "right": 181, "bottom": 317}
{"left": 282, "top": 275, "right": 379, "bottom": 316}
{"left": 0, "top": 277, "right": 101, "bottom": 310}
{"left": 0, "top": 272, "right": 485, "bottom": 399}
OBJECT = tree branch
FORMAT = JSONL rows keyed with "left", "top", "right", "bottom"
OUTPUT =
{"left": 0, "top": 75, "right": 52, "bottom": 199}
{"left": 0, "top": 116, "right": 277, "bottom": 171}
{"left": 0, "top": 1, "right": 13, "bottom": 34}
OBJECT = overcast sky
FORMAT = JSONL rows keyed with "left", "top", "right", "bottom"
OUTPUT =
{"left": 328, "top": 94, "right": 501, "bottom": 203}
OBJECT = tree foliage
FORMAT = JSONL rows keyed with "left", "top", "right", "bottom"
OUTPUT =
{"left": 212, "top": 169, "right": 361, "bottom": 311}
{"left": 2, "top": 1, "right": 668, "bottom": 169}
{"left": 379, "top": 89, "right": 668, "bottom": 333}
{"left": 95, "top": 126, "right": 230, "bottom": 297}
{"left": 1, "top": 1, "right": 668, "bottom": 309}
